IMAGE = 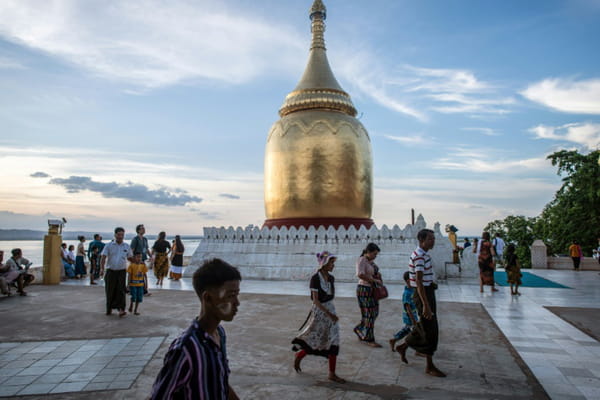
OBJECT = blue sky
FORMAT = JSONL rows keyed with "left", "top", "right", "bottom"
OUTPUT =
{"left": 0, "top": 0, "right": 599, "bottom": 236}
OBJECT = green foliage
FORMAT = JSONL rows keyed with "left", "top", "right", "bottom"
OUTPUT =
{"left": 483, "top": 149, "right": 600, "bottom": 264}
{"left": 540, "top": 150, "right": 600, "bottom": 255}
{"left": 484, "top": 216, "right": 539, "bottom": 269}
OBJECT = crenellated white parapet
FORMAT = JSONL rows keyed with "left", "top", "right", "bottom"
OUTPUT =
{"left": 200, "top": 215, "right": 438, "bottom": 245}
{"left": 189, "top": 215, "right": 452, "bottom": 283}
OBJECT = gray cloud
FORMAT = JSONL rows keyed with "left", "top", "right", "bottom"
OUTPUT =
{"left": 49, "top": 176, "right": 201, "bottom": 206}
{"left": 196, "top": 211, "right": 220, "bottom": 220}
{"left": 30, "top": 171, "right": 50, "bottom": 178}
{"left": 219, "top": 193, "right": 240, "bottom": 200}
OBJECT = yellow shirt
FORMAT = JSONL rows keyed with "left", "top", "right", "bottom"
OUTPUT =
{"left": 569, "top": 244, "right": 581, "bottom": 258}
{"left": 127, "top": 263, "right": 148, "bottom": 287}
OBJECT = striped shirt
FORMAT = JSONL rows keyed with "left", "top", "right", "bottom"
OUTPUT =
{"left": 408, "top": 246, "right": 435, "bottom": 287}
{"left": 151, "top": 319, "right": 230, "bottom": 400}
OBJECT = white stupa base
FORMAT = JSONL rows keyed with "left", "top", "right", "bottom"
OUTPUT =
{"left": 188, "top": 215, "right": 454, "bottom": 283}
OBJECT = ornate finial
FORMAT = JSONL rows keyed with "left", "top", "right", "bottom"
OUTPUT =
{"left": 310, "top": 0, "right": 326, "bottom": 20}
{"left": 309, "top": 0, "right": 326, "bottom": 50}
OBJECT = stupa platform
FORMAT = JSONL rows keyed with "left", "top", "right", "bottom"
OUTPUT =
{"left": 188, "top": 215, "right": 454, "bottom": 282}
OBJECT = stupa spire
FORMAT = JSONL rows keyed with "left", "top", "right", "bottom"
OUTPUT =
{"left": 278, "top": 0, "right": 357, "bottom": 117}
{"left": 309, "top": 0, "right": 326, "bottom": 50}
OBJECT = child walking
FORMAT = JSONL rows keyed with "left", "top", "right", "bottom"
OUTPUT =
{"left": 127, "top": 252, "right": 148, "bottom": 315}
{"left": 389, "top": 271, "right": 418, "bottom": 351}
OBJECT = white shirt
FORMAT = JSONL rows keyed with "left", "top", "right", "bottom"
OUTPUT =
{"left": 493, "top": 237, "right": 505, "bottom": 256}
{"left": 101, "top": 241, "right": 132, "bottom": 270}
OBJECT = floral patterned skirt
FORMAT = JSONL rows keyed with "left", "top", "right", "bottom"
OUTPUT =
{"left": 292, "top": 300, "right": 339, "bottom": 357}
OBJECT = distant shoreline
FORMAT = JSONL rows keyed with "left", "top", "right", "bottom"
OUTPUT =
{"left": 0, "top": 229, "right": 203, "bottom": 241}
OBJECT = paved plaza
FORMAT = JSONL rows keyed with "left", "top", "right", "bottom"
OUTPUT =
{"left": 0, "top": 269, "right": 599, "bottom": 399}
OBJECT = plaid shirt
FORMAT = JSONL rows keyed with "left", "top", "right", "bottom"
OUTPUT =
{"left": 151, "top": 319, "right": 230, "bottom": 400}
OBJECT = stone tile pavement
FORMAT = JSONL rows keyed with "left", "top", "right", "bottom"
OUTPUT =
{"left": 0, "top": 337, "right": 164, "bottom": 397}
{"left": 5, "top": 268, "right": 599, "bottom": 399}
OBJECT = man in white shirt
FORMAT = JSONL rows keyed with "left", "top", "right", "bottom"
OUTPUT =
{"left": 101, "top": 227, "right": 133, "bottom": 317}
{"left": 492, "top": 233, "right": 506, "bottom": 266}
{"left": 396, "top": 229, "right": 446, "bottom": 378}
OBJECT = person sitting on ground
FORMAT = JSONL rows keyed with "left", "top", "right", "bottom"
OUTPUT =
{"left": 504, "top": 244, "right": 522, "bottom": 296}
{"left": 389, "top": 271, "right": 418, "bottom": 351}
{"left": 0, "top": 251, "right": 11, "bottom": 296}
{"left": 61, "top": 243, "right": 75, "bottom": 278}
{"left": 127, "top": 251, "right": 148, "bottom": 315}
{"left": 1, "top": 248, "right": 33, "bottom": 296}
{"left": 151, "top": 258, "right": 241, "bottom": 399}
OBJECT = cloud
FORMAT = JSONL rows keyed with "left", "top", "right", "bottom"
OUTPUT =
{"left": 397, "top": 65, "right": 515, "bottom": 115}
{"left": 30, "top": 171, "right": 50, "bottom": 178}
{"left": 462, "top": 127, "right": 501, "bottom": 137}
{"left": 337, "top": 57, "right": 514, "bottom": 120}
{"left": 196, "top": 212, "right": 220, "bottom": 220}
{"left": 219, "top": 193, "right": 240, "bottom": 200}
{"left": 384, "top": 134, "right": 433, "bottom": 146}
{"left": 521, "top": 78, "right": 600, "bottom": 114}
{"left": 431, "top": 146, "right": 550, "bottom": 172}
{"left": 529, "top": 122, "right": 600, "bottom": 150}
{"left": 49, "top": 176, "right": 201, "bottom": 206}
{"left": 0, "top": 0, "right": 304, "bottom": 88}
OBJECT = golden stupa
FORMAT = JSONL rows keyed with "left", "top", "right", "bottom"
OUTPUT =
{"left": 264, "top": 0, "right": 373, "bottom": 229}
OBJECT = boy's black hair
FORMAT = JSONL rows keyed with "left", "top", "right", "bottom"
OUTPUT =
{"left": 403, "top": 270, "right": 410, "bottom": 282}
{"left": 114, "top": 227, "right": 125, "bottom": 234}
{"left": 133, "top": 251, "right": 142, "bottom": 256}
{"left": 193, "top": 258, "right": 241, "bottom": 298}
{"left": 417, "top": 229, "right": 434, "bottom": 242}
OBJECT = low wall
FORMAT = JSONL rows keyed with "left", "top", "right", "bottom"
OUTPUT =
{"left": 547, "top": 257, "right": 600, "bottom": 271}
{"left": 189, "top": 216, "right": 454, "bottom": 282}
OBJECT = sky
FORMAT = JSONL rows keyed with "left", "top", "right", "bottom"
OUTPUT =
{"left": 0, "top": 0, "right": 599, "bottom": 237}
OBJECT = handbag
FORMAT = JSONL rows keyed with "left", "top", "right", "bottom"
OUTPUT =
{"left": 373, "top": 284, "right": 388, "bottom": 300}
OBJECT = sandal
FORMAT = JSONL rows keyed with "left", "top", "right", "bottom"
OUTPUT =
{"left": 294, "top": 356, "right": 302, "bottom": 373}
{"left": 118, "top": 310, "right": 127, "bottom": 317}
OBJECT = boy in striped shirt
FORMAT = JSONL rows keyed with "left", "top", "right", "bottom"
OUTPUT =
{"left": 151, "top": 259, "right": 241, "bottom": 399}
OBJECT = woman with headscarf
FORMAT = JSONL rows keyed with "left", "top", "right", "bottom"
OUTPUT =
{"left": 151, "top": 232, "right": 171, "bottom": 286}
{"left": 169, "top": 235, "right": 185, "bottom": 281}
{"left": 478, "top": 232, "right": 498, "bottom": 293}
{"left": 353, "top": 242, "right": 383, "bottom": 347}
{"left": 504, "top": 244, "right": 522, "bottom": 295}
{"left": 292, "top": 251, "right": 345, "bottom": 383}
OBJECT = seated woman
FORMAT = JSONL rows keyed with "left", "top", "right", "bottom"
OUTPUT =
{"left": 1, "top": 248, "right": 33, "bottom": 296}
{"left": 61, "top": 243, "right": 75, "bottom": 278}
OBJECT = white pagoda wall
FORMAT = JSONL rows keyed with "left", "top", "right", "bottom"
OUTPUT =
{"left": 188, "top": 215, "right": 454, "bottom": 283}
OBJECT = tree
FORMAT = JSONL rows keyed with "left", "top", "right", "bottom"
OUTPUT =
{"left": 483, "top": 149, "right": 599, "bottom": 264}
{"left": 539, "top": 150, "right": 600, "bottom": 255}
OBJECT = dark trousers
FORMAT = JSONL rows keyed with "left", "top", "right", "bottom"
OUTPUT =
{"left": 406, "top": 285, "right": 438, "bottom": 356}
{"left": 105, "top": 269, "right": 126, "bottom": 312}
{"left": 572, "top": 257, "right": 581, "bottom": 270}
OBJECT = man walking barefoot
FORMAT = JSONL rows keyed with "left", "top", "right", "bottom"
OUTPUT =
{"left": 100, "top": 227, "right": 132, "bottom": 317}
{"left": 396, "top": 228, "right": 446, "bottom": 377}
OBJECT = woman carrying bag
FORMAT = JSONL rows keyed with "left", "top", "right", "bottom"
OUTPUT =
{"left": 353, "top": 242, "right": 384, "bottom": 347}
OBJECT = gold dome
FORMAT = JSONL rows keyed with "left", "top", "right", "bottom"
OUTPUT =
{"left": 264, "top": 0, "right": 373, "bottom": 229}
